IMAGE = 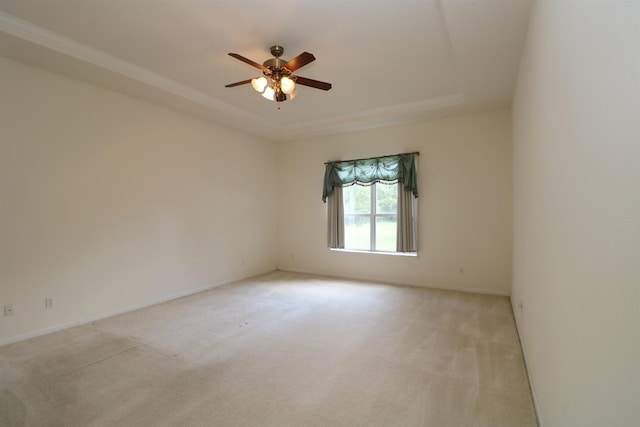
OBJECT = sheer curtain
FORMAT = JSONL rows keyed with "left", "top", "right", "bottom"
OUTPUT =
{"left": 396, "top": 184, "right": 417, "bottom": 252}
{"left": 323, "top": 153, "right": 418, "bottom": 252}
{"left": 396, "top": 153, "right": 418, "bottom": 252}
{"left": 326, "top": 186, "right": 344, "bottom": 248}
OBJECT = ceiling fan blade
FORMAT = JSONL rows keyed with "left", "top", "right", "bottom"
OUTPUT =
{"left": 228, "top": 53, "right": 267, "bottom": 71}
{"left": 295, "top": 76, "right": 332, "bottom": 91}
{"left": 225, "top": 79, "right": 253, "bottom": 88}
{"left": 283, "top": 52, "right": 315, "bottom": 72}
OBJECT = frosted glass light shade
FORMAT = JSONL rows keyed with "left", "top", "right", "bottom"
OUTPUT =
{"left": 262, "top": 86, "right": 275, "bottom": 100}
{"left": 251, "top": 77, "right": 268, "bottom": 92}
{"left": 280, "top": 77, "right": 295, "bottom": 94}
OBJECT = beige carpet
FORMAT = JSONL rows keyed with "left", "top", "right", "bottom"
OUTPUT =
{"left": 0, "top": 271, "right": 537, "bottom": 427}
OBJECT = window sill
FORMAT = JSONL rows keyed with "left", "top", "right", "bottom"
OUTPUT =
{"left": 329, "top": 248, "right": 418, "bottom": 257}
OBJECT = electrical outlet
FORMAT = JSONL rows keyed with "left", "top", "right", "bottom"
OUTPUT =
{"left": 45, "top": 297, "right": 55, "bottom": 309}
{"left": 4, "top": 304, "right": 14, "bottom": 316}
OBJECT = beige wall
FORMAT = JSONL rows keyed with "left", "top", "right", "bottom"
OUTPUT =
{"left": 0, "top": 57, "right": 278, "bottom": 344}
{"left": 512, "top": 1, "right": 640, "bottom": 426}
{"left": 0, "top": 58, "right": 514, "bottom": 343}
{"left": 277, "top": 110, "right": 513, "bottom": 295}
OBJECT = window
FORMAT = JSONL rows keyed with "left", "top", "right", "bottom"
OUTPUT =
{"left": 343, "top": 183, "right": 398, "bottom": 252}
{"left": 323, "top": 153, "right": 418, "bottom": 254}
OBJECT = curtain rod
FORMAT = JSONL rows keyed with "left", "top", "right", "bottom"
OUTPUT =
{"left": 324, "top": 151, "right": 419, "bottom": 165}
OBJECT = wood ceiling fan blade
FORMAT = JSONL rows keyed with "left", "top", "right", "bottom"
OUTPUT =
{"left": 225, "top": 79, "right": 253, "bottom": 88}
{"left": 228, "top": 53, "right": 267, "bottom": 71}
{"left": 295, "top": 76, "right": 332, "bottom": 91}
{"left": 283, "top": 52, "right": 315, "bottom": 72}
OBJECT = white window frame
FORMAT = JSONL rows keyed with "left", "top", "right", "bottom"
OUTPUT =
{"left": 342, "top": 182, "right": 404, "bottom": 254}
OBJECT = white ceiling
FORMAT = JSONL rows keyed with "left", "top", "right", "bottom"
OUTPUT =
{"left": 0, "top": 0, "right": 533, "bottom": 141}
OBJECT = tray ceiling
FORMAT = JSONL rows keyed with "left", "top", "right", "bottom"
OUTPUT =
{"left": 0, "top": 0, "right": 533, "bottom": 141}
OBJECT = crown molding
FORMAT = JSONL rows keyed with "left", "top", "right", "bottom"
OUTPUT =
{"left": 0, "top": 8, "right": 465, "bottom": 141}
{"left": 0, "top": 11, "right": 276, "bottom": 130}
{"left": 278, "top": 94, "right": 465, "bottom": 140}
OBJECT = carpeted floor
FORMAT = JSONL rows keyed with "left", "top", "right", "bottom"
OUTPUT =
{"left": 0, "top": 271, "right": 537, "bottom": 426}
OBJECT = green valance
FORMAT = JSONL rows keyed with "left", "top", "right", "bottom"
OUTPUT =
{"left": 322, "top": 153, "right": 418, "bottom": 202}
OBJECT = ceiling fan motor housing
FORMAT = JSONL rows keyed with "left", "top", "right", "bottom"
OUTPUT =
{"left": 263, "top": 58, "right": 289, "bottom": 70}
{"left": 263, "top": 46, "right": 289, "bottom": 72}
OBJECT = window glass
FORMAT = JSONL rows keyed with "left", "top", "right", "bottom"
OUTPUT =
{"left": 343, "top": 183, "right": 398, "bottom": 252}
{"left": 375, "top": 216, "right": 397, "bottom": 251}
{"left": 344, "top": 215, "right": 370, "bottom": 250}
{"left": 376, "top": 183, "right": 397, "bottom": 214}
{"left": 343, "top": 184, "right": 370, "bottom": 214}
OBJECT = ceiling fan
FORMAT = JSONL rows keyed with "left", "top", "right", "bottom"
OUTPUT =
{"left": 225, "top": 45, "right": 332, "bottom": 102}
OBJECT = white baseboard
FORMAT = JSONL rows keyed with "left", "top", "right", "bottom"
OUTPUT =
{"left": 510, "top": 299, "right": 544, "bottom": 427}
{"left": 0, "top": 270, "right": 274, "bottom": 348}
{"left": 277, "top": 267, "right": 510, "bottom": 296}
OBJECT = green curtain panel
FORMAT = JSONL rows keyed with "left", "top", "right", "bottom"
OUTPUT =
{"left": 322, "top": 153, "right": 418, "bottom": 202}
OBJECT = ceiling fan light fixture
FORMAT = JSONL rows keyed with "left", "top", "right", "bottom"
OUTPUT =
{"left": 262, "top": 86, "right": 275, "bottom": 100}
{"left": 288, "top": 88, "right": 299, "bottom": 100}
{"left": 280, "top": 76, "right": 295, "bottom": 94}
{"left": 251, "top": 76, "right": 268, "bottom": 93}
